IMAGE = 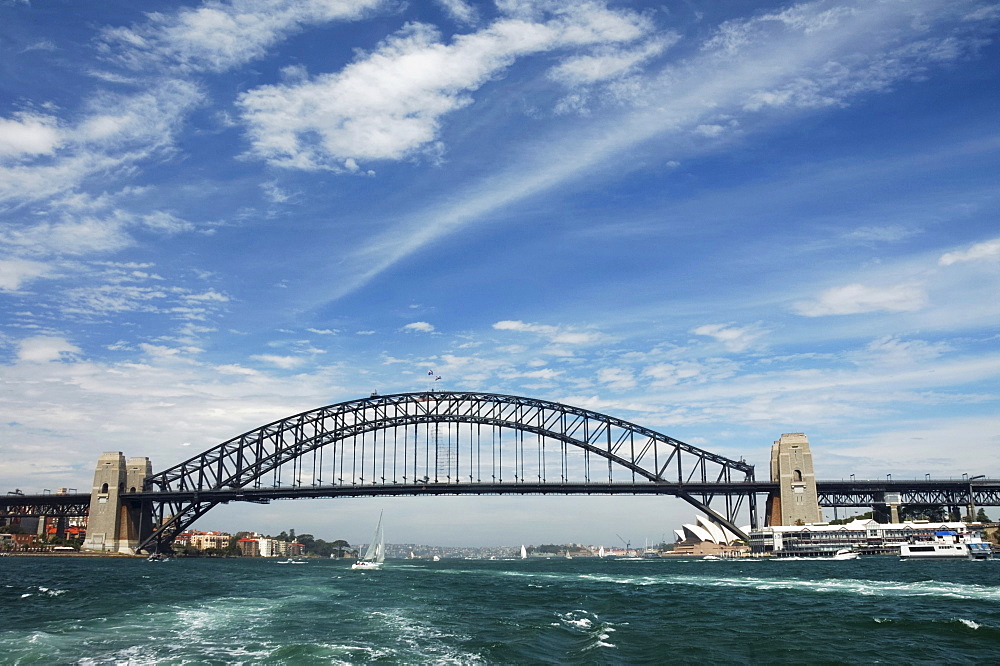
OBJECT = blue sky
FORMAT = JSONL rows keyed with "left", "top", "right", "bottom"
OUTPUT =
{"left": 1, "top": 0, "right": 998, "bottom": 546}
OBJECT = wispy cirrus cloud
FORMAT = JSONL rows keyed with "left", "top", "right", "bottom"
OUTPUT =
{"left": 316, "top": 0, "right": 997, "bottom": 300}
{"left": 793, "top": 282, "right": 928, "bottom": 316}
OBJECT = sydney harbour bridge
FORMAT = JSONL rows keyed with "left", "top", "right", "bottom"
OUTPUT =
{"left": 2, "top": 391, "right": 998, "bottom": 554}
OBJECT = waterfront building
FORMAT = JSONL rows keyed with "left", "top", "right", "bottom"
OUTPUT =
{"left": 750, "top": 518, "right": 986, "bottom": 557}
{"left": 0, "top": 532, "right": 40, "bottom": 551}
{"left": 237, "top": 536, "right": 260, "bottom": 557}
{"left": 234, "top": 533, "right": 302, "bottom": 557}
{"left": 175, "top": 530, "right": 232, "bottom": 551}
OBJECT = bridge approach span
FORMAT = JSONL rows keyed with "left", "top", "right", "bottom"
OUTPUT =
{"left": 136, "top": 391, "right": 756, "bottom": 552}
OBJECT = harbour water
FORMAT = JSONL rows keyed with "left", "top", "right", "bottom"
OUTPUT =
{"left": 2, "top": 555, "right": 999, "bottom": 664}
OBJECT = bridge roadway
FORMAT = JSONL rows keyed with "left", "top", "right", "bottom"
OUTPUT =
{"left": 4, "top": 478, "right": 1000, "bottom": 519}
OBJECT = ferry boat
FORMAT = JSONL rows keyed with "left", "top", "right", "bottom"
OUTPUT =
{"left": 899, "top": 530, "right": 993, "bottom": 560}
{"left": 770, "top": 548, "right": 859, "bottom": 561}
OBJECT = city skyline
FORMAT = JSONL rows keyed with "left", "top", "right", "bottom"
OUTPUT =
{"left": 2, "top": 0, "right": 999, "bottom": 546}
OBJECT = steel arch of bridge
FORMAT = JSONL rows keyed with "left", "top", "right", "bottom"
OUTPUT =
{"left": 136, "top": 391, "right": 756, "bottom": 552}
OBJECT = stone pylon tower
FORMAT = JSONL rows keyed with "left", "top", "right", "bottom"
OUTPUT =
{"left": 119, "top": 457, "right": 153, "bottom": 553}
{"left": 82, "top": 452, "right": 152, "bottom": 553}
{"left": 765, "top": 433, "right": 823, "bottom": 526}
{"left": 82, "top": 452, "right": 126, "bottom": 552}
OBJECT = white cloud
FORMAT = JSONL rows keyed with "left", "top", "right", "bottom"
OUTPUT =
{"left": 692, "top": 323, "right": 766, "bottom": 352}
{"left": 184, "top": 289, "right": 229, "bottom": 303}
{"left": 597, "top": 366, "right": 635, "bottom": 390}
{"left": 0, "top": 215, "right": 133, "bottom": 256}
{"left": 101, "top": 0, "right": 387, "bottom": 73}
{"left": 0, "top": 81, "right": 202, "bottom": 208}
{"left": 250, "top": 354, "right": 306, "bottom": 369}
{"left": 548, "top": 36, "right": 674, "bottom": 86}
{"left": 17, "top": 336, "right": 81, "bottom": 363}
{"left": 0, "top": 259, "right": 49, "bottom": 291}
{"left": 1, "top": 203, "right": 201, "bottom": 260}
{"left": 0, "top": 114, "right": 62, "bottom": 158}
{"left": 843, "top": 225, "right": 918, "bottom": 243}
{"left": 518, "top": 367, "right": 562, "bottom": 381}
{"left": 643, "top": 362, "right": 704, "bottom": 386}
{"left": 403, "top": 321, "right": 435, "bottom": 333}
{"left": 793, "top": 282, "right": 927, "bottom": 316}
{"left": 140, "top": 211, "right": 197, "bottom": 234}
{"left": 694, "top": 123, "right": 726, "bottom": 137}
{"left": 435, "top": 0, "right": 478, "bottom": 25}
{"left": 238, "top": 4, "right": 651, "bottom": 169}
{"left": 493, "top": 320, "right": 603, "bottom": 345}
{"left": 939, "top": 238, "right": 1000, "bottom": 266}
{"left": 851, "top": 336, "right": 951, "bottom": 368}
{"left": 261, "top": 180, "right": 294, "bottom": 203}
{"left": 493, "top": 320, "right": 551, "bottom": 334}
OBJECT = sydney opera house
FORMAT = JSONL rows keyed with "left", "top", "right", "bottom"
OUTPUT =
{"left": 669, "top": 515, "right": 750, "bottom": 557}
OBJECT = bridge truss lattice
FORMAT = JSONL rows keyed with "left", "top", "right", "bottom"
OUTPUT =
{"left": 137, "top": 391, "right": 756, "bottom": 552}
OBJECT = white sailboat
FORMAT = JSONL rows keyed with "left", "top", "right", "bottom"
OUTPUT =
{"left": 351, "top": 512, "right": 385, "bottom": 571}
{"left": 520, "top": 544, "right": 528, "bottom": 559}
{"left": 598, "top": 545, "right": 605, "bottom": 558}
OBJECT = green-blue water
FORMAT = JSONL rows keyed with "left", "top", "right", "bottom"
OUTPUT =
{"left": 2, "top": 555, "right": 999, "bottom": 664}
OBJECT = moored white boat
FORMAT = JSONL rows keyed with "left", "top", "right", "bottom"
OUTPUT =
{"left": 899, "top": 530, "right": 993, "bottom": 560}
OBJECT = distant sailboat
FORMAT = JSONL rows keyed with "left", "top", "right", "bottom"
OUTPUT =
{"left": 520, "top": 545, "right": 528, "bottom": 560}
{"left": 351, "top": 512, "right": 385, "bottom": 571}
{"left": 598, "top": 546, "right": 605, "bottom": 558}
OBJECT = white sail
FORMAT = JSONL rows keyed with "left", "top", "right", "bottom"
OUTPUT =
{"left": 598, "top": 545, "right": 605, "bottom": 558}
{"left": 520, "top": 545, "right": 527, "bottom": 559}
{"left": 352, "top": 512, "right": 385, "bottom": 570}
